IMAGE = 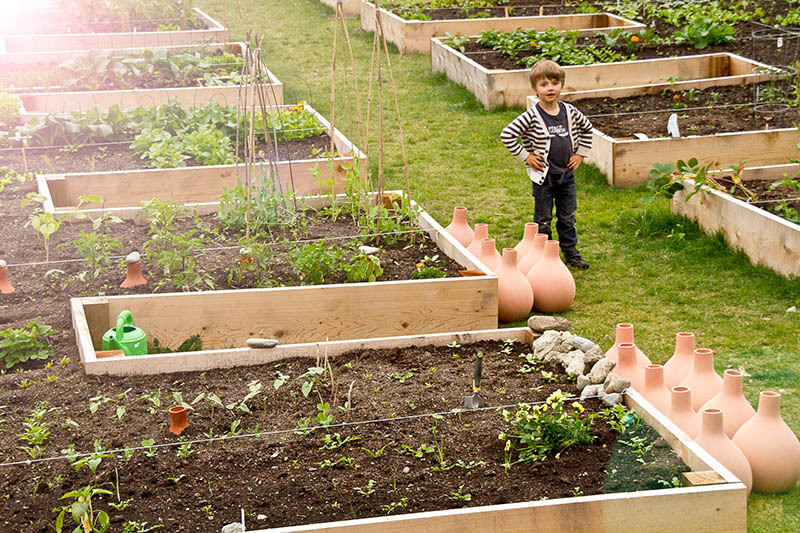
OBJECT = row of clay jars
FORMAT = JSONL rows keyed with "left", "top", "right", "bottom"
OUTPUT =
{"left": 447, "top": 209, "right": 574, "bottom": 319}
{"left": 669, "top": 386, "right": 800, "bottom": 494}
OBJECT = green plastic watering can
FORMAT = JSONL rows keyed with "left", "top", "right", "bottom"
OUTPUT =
{"left": 101, "top": 310, "right": 148, "bottom": 356}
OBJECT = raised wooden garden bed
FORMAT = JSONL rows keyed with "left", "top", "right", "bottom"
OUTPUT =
{"left": 432, "top": 40, "right": 773, "bottom": 109}
{"left": 0, "top": 8, "right": 227, "bottom": 69}
{"left": 319, "top": 0, "right": 362, "bottom": 16}
{"left": 672, "top": 167, "right": 800, "bottom": 278}
{"left": 70, "top": 206, "right": 497, "bottom": 376}
{"left": 13, "top": 42, "right": 283, "bottom": 113}
{"left": 361, "top": 1, "right": 643, "bottom": 55}
{"left": 589, "top": 127, "right": 799, "bottom": 189}
{"left": 36, "top": 104, "right": 364, "bottom": 216}
{"left": 191, "top": 328, "right": 747, "bottom": 533}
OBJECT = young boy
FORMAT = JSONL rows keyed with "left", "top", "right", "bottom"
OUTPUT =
{"left": 500, "top": 59, "right": 593, "bottom": 269}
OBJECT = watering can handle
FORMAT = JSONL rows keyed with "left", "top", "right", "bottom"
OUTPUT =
{"left": 115, "top": 310, "right": 134, "bottom": 342}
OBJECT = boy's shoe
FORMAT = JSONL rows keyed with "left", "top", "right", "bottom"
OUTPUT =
{"left": 562, "top": 247, "right": 589, "bottom": 269}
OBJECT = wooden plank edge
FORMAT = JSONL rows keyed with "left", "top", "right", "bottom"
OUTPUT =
{"left": 83, "top": 327, "right": 531, "bottom": 376}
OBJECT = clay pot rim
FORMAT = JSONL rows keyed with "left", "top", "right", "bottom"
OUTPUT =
{"left": 676, "top": 331, "right": 694, "bottom": 338}
{"left": 646, "top": 364, "right": 663, "bottom": 369}
{"left": 453, "top": 206, "right": 467, "bottom": 211}
{"left": 671, "top": 386, "right": 690, "bottom": 393}
{"left": 169, "top": 405, "right": 187, "bottom": 414}
{"left": 481, "top": 237, "right": 495, "bottom": 243}
{"left": 616, "top": 323, "right": 634, "bottom": 329}
{"left": 702, "top": 407, "right": 722, "bottom": 415}
{"left": 723, "top": 369, "right": 743, "bottom": 377}
{"left": 760, "top": 390, "right": 780, "bottom": 399}
{"left": 693, "top": 348, "right": 713, "bottom": 356}
{"left": 533, "top": 234, "right": 547, "bottom": 241}
{"left": 618, "top": 342, "right": 636, "bottom": 348}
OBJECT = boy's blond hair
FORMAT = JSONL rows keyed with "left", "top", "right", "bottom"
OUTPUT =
{"left": 529, "top": 59, "right": 565, "bottom": 87}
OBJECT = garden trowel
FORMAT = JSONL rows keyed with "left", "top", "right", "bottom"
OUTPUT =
{"left": 463, "top": 352, "right": 487, "bottom": 409}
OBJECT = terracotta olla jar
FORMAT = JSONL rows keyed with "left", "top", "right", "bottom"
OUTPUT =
{"left": 496, "top": 248, "right": 534, "bottom": 323}
{"left": 477, "top": 238, "right": 501, "bottom": 272}
{"left": 679, "top": 348, "right": 722, "bottom": 411}
{"left": 518, "top": 233, "right": 547, "bottom": 275}
{"left": 514, "top": 222, "right": 538, "bottom": 259}
{"left": 615, "top": 343, "right": 645, "bottom": 390}
{"left": 733, "top": 391, "right": 800, "bottom": 493}
{"left": 526, "top": 240, "right": 575, "bottom": 313}
{"left": 467, "top": 223, "right": 489, "bottom": 257}
{"left": 700, "top": 369, "right": 755, "bottom": 438}
{"left": 695, "top": 408, "right": 753, "bottom": 495}
{"left": 666, "top": 386, "right": 700, "bottom": 439}
{"left": 639, "top": 364, "right": 670, "bottom": 413}
{"left": 663, "top": 332, "right": 696, "bottom": 389}
{"left": 604, "top": 323, "right": 650, "bottom": 367}
{"left": 444, "top": 206, "right": 473, "bottom": 247}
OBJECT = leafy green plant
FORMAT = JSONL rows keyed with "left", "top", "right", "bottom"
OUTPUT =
{"left": 21, "top": 193, "right": 61, "bottom": 261}
{"left": 500, "top": 390, "right": 595, "bottom": 465}
{"left": 0, "top": 92, "right": 22, "bottom": 126}
{"left": 448, "top": 485, "right": 472, "bottom": 501}
{"left": 342, "top": 251, "right": 383, "bottom": 282}
{"left": 18, "top": 402, "right": 57, "bottom": 459}
{"left": 320, "top": 432, "right": 361, "bottom": 450}
{"left": 144, "top": 229, "right": 214, "bottom": 290}
{"left": 217, "top": 181, "right": 307, "bottom": 234}
{"left": 442, "top": 32, "right": 469, "bottom": 53}
{"left": 671, "top": 17, "right": 735, "bottom": 49}
{"left": 54, "top": 485, "right": 112, "bottom": 533}
{"left": 286, "top": 239, "right": 345, "bottom": 285}
{"left": 411, "top": 255, "right": 447, "bottom": 279}
{"left": 0, "top": 318, "right": 58, "bottom": 369}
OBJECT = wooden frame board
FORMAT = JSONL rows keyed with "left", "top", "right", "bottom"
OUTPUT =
{"left": 13, "top": 42, "right": 283, "bottom": 112}
{"left": 671, "top": 169, "right": 800, "bottom": 277}
{"left": 0, "top": 8, "right": 227, "bottom": 67}
{"left": 319, "top": 0, "right": 362, "bottom": 16}
{"left": 362, "top": 2, "right": 644, "bottom": 55}
{"left": 70, "top": 201, "right": 498, "bottom": 375}
{"left": 588, "top": 127, "right": 799, "bottom": 188}
{"left": 432, "top": 42, "right": 775, "bottom": 110}
{"left": 188, "top": 329, "right": 742, "bottom": 533}
{"left": 36, "top": 103, "right": 365, "bottom": 217}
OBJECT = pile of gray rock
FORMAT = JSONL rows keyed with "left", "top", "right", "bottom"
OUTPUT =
{"left": 527, "top": 318, "right": 629, "bottom": 406}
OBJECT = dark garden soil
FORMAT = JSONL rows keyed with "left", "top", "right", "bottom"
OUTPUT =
{"left": 0, "top": 134, "right": 332, "bottom": 175}
{"left": 717, "top": 177, "right": 800, "bottom": 219}
{"left": 0, "top": 336, "right": 689, "bottom": 531}
{"left": 0, "top": 11, "right": 207, "bottom": 35}
{"left": 578, "top": 84, "right": 798, "bottom": 138}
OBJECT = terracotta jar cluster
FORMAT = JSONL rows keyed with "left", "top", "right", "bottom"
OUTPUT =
{"left": 606, "top": 324, "right": 800, "bottom": 495}
{"left": 444, "top": 207, "right": 575, "bottom": 322}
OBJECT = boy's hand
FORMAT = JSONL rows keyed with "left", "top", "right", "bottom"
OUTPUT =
{"left": 525, "top": 153, "right": 545, "bottom": 171}
{"left": 567, "top": 154, "right": 584, "bottom": 171}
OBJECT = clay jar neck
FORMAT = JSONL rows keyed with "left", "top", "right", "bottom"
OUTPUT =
{"left": 615, "top": 323, "right": 634, "bottom": 344}
{"left": 671, "top": 386, "right": 692, "bottom": 410}
{"left": 700, "top": 408, "right": 725, "bottom": 436}
{"left": 721, "top": 369, "right": 744, "bottom": 396}
{"left": 756, "top": 391, "right": 781, "bottom": 420}
{"left": 675, "top": 332, "right": 695, "bottom": 355}
{"left": 617, "top": 342, "right": 637, "bottom": 366}
{"left": 692, "top": 348, "right": 715, "bottom": 373}
{"left": 542, "top": 240, "right": 559, "bottom": 260}
{"left": 473, "top": 224, "right": 488, "bottom": 240}
{"left": 645, "top": 365, "right": 664, "bottom": 387}
{"left": 522, "top": 222, "right": 538, "bottom": 241}
{"left": 532, "top": 234, "right": 547, "bottom": 252}
{"left": 501, "top": 248, "right": 518, "bottom": 268}
{"left": 452, "top": 206, "right": 468, "bottom": 223}
{"left": 480, "top": 238, "right": 496, "bottom": 255}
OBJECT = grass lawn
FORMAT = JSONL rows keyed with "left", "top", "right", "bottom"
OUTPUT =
{"left": 198, "top": 1, "right": 800, "bottom": 529}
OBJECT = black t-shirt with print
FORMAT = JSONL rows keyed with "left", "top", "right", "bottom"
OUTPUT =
{"left": 536, "top": 102, "right": 571, "bottom": 175}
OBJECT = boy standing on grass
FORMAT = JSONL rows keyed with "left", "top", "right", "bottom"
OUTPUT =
{"left": 500, "top": 59, "right": 593, "bottom": 269}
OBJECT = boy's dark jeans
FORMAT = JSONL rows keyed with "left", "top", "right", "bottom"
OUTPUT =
{"left": 531, "top": 171, "right": 578, "bottom": 249}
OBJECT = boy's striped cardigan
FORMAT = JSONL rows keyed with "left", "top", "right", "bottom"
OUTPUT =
{"left": 500, "top": 102, "right": 593, "bottom": 182}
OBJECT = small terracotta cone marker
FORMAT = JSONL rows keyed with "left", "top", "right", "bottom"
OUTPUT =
{"left": 121, "top": 251, "right": 147, "bottom": 288}
{"left": 0, "top": 260, "right": 15, "bottom": 294}
{"left": 169, "top": 406, "right": 189, "bottom": 436}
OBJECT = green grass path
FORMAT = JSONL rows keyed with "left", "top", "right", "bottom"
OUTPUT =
{"left": 197, "top": 1, "right": 799, "bottom": 529}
